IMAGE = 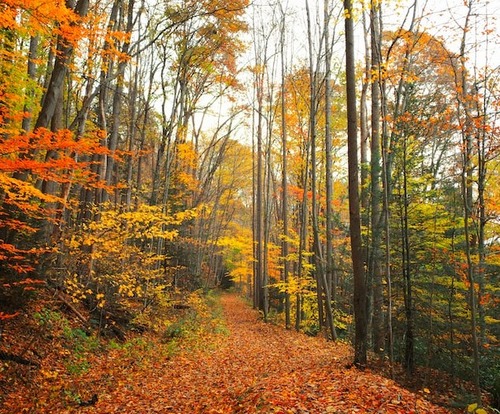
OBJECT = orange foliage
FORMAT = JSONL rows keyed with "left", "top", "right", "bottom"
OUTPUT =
{"left": 0, "top": 0, "right": 80, "bottom": 36}
{"left": 0, "top": 128, "right": 110, "bottom": 275}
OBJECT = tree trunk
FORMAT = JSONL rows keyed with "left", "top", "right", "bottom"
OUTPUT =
{"left": 344, "top": 0, "right": 367, "bottom": 368}
{"left": 305, "top": 0, "right": 335, "bottom": 340}
{"left": 103, "top": 0, "right": 135, "bottom": 203}
{"left": 324, "top": 0, "right": 337, "bottom": 341}
{"left": 252, "top": 29, "right": 265, "bottom": 315}
{"left": 370, "top": 0, "right": 385, "bottom": 355}
{"left": 34, "top": 0, "right": 90, "bottom": 130}
{"left": 279, "top": 5, "right": 291, "bottom": 329}
{"left": 457, "top": 1, "right": 481, "bottom": 401}
{"left": 21, "top": 36, "right": 39, "bottom": 133}
{"left": 401, "top": 136, "right": 414, "bottom": 374}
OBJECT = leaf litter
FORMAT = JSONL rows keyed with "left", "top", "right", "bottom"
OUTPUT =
{"left": 0, "top": 294, "right": 456, "bottom": 413}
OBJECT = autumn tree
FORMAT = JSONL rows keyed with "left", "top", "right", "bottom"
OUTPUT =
{"left": 372, "top": 0, "right": 500, "bottom": 392}
{"left": 0, "top": 0, "right": 105, "bottom": 279}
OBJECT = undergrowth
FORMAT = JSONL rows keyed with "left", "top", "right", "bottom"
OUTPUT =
{"left": 0, "top": 288, "right": 229, "bottom": 412}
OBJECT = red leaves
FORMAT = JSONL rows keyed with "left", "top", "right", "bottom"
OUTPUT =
{"left": 0, "top": 311, "right": 20, "bottom": 321}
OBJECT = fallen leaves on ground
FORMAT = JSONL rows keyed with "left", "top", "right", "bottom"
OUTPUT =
{"left": 1, "top": 294, "right": 456, "bottom": 413}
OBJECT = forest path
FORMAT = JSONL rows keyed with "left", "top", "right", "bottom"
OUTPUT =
{"left": 93, "top": 293, "right": 451, "bottom": 413}
{"left": 0, "top": 293, "right": 455, "bottom": 413}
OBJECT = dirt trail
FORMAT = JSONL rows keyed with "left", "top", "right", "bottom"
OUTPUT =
{"left": 93, "top": 294, "right": 451, "bottom": 413}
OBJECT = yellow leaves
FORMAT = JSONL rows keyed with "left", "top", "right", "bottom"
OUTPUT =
{"left": 64, "top": 274, "right": 88, "bottom": 302}
{"left": 118, "top": 283, "right": 137, "bottom": 298}
{"left": 368, "top": 63, "right": 388, "bottom": 83}
{"left": 79, "top": 204, "right": 195, "bottom": 244}
{"left": 343, "top": 1, "right": 362, "bottom": 21}
{"left": 270, "top": 275, "right": 312, "bottom": 297}
{"left": 40, "top": 368, "right": 59, "bottom": 380}
{"left": 467, "top": 403, "right": 488, "bottom": 414}
{"left": 96, "top": 293, "right": 106, "bottom": 309}
{"left": 62, "top": 203, "right": 198, "bottom": 308}
{"left": 0, "top": 172, "right": 60, "bottom": 226}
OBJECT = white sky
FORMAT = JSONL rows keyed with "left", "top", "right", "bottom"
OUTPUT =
{"left": 247, "top": 0, "right": 500, "bottom": 70}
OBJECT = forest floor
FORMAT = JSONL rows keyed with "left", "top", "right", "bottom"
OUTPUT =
{"left": 0, "top": 292, "right": 476, "bottom": 413}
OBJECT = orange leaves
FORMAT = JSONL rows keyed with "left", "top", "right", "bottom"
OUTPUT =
{"left": 0, "top": 127, "right": 110, "bottom": 278}
{"left": 0, "top": 241, "right": 37, "bottom": 274}
{"left": 0, "top": 311, "right": 20, "bottom": 320}
{"left": 100, "top": 29, "right": 133, "bottom": 63}
{"left": 0, "top": 127, "right": 108, "bottom": 180}
{"left": 0, "top": 0, "right": 78, "bottom": 37}
{"left": 0, "top": 6, "right": 18, "bottom": 30}
{"left": 383, "top": 28, "right": 456, "bottom": 94}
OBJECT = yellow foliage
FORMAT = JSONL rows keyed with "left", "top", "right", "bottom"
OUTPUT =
{"left": 61, "top": 203, "right": 197, "bottom": 310}
{"left": 467, "top": 403, "right": 487, "bottom": 414}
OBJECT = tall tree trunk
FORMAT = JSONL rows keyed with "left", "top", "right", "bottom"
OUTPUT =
{"left": 476, "top": 112, "right": 487, "bottom": 347}
{"left": 253, "top": 44, "right": 265, "bottom": 316}
{"left": 296, "top": 118, "right": 311, "bottom": 332}
{"left": 461, "top": 127, "right": 481, "bottom": 402}
{"left": 134, "top": 50, "right": 157, "bottom": 209}
{"left": 80, "top": 0, "right": 119, "bottom": 212}
{"left": 279, "top": 5, "right": 291, "bottom": 329}
{"left": 21, "top": 36, "right": 39, "bottom": 133}
{"left": 380, "top": 0, "right": 419, "bottom": 371}
{"left": 324, "top": 0, "right": 337, "bottom": 341}
{"left": 473, "top": 64, "right": 488, "bottom": 347}
{"left": 305, "top": 0, "right": 335, "bottom": 340}
{"left": 381, "top": 125, "right": 394, "bottom": 370}
{"left": 103, "top": 0, "right": 136, "bottom": 203}
{"left": 457, "top": 0, "right": 481, "bottom": 401}
{"left": 370, "top": 0, "right": 384, "bottom": 355}
{"left": 35, "top": 0, "right": 90, "bottom": 130}
{"left": 150, "top": 43, "right": 178, "bottom": 206}
{"left": 263, "top": 85, "right": 274, "bottom": 320}
{"left": 344, "top": 0, "right": 367, "bottom": 367}
{"left": 256, "top": 99, "right": 265, "bottom": 316}
{"left": 401, "top": 135, "right": 414, "bottom": 374}
{"left": 305, "top": 0, "right": 324, "bottom": 332}
{"left": 360, "top": 6, "right": 370, "bottom": 310}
